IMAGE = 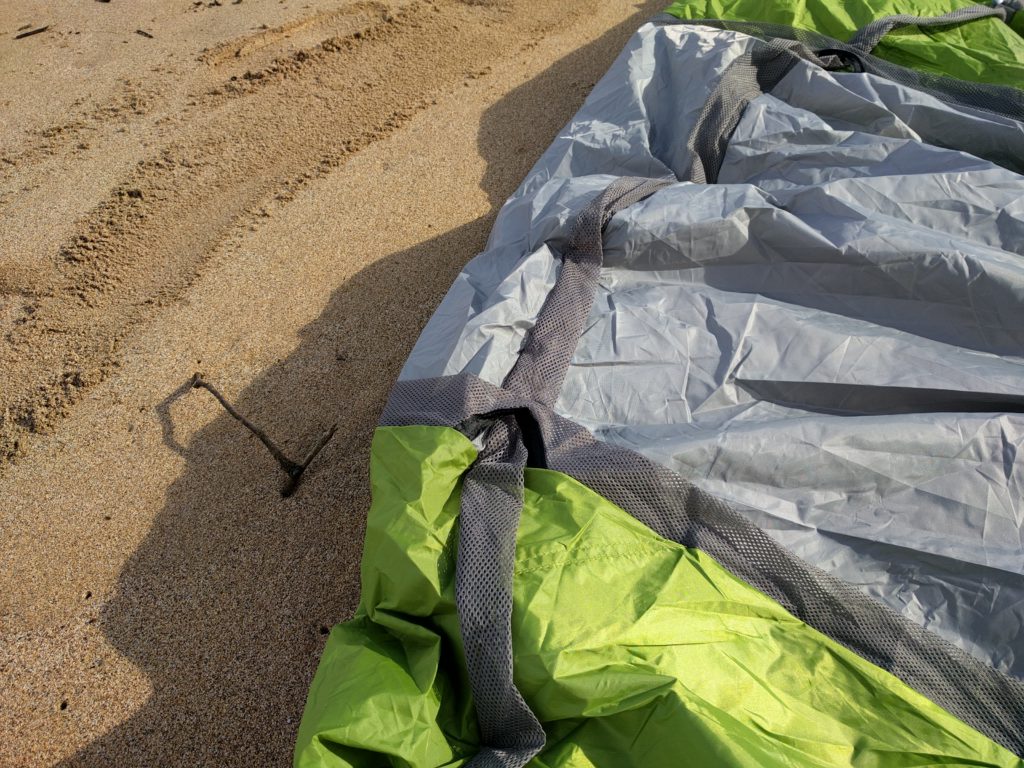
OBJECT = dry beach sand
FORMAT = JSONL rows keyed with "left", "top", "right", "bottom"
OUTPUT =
{"left": 0, "top": 0, "right": 665, "bottom": 765}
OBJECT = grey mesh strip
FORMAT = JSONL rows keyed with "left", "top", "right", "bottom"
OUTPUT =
{"left": 457, "top": 415, "right": 545, "bottom": 767}
{"left": 380, "top": 373, "right": 1024, "bottom": 757}
{"left": 652, "top": 15, "right": 1024, "bottom": 123}
{"left": 502, "top": 176, "right": 670, "bottom": 408}
{"left": 686, "top": 41, "right": 804, "bottom": 184}
{"left": 847, "top": 3, "right": 1009, "bottom": 54}
{"left": 454, "top": 178, "right": 670, "bottom": 765}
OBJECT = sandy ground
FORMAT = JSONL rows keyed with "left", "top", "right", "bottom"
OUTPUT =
{"left": 0, "top": 1, "right": 664, "bottom": 765}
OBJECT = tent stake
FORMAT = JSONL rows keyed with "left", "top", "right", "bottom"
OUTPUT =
{"left": 190, "top": 373, "right": 337, "bottom": 497}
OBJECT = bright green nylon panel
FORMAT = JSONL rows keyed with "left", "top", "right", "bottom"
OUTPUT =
{"left": 663, "top": 0, "right": 1024, "bottom": 87}
{"left": 295, "top": 425, "right": 1023, "bottom": 767}
{"left": 295, "top": 426, "right": 478, "bottom": 768}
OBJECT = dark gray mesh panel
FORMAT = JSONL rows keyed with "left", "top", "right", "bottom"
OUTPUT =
{"left": 456, "top": 415, "right": 545, "bottom": 767}
{"left": 652, "top": 14, "right": 1024, "bottom": 122}
{"left": 847, "top": 4, "right": 1010, "bottom": 54}
{"left": 502, "top": 176, "right": 670, "bottom": 408}
{"left": 381, "top": 374, "right": 506, "bottom": 428}
{"left": 382, "top": 373, "right": 1024, "bottom": 757}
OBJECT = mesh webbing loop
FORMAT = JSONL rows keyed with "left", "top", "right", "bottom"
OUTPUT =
{"left": 384, "top": 373, "right": 1024, "bottom": 757}
{"left": 457, "top": 415, "right": 545, "bottom": 767}
{"left": 847, "top": 3, "right": 1010, "bottom": 54}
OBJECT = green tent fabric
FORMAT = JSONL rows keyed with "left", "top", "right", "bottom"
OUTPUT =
{"left": 664, "top": 0, "right": 1024, "bottom": 86}
{"left": 295, "top": 426, "right": 1023, "bottom": 767}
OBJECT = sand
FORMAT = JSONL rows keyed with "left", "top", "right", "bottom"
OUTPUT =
{"left": 0, "top": 0, "right": 663, "bottom": 765}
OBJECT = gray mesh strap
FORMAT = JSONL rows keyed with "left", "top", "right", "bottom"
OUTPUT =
{"left": 848, "top": 3, "right": 1009, "bottom": 54}
{"left": 686, "top": 41, "right": 806, "bottom": 184}
{"left": 502, "top": 176, "right": 670, "bottom": 407}
{"left": 457, "top": 177, "right": 669, "bottom": 764}
{"left": 457, "top": 415, "right": 545, "bottom": 767}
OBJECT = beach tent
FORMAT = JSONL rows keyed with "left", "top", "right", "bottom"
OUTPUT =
{"left": 295, "top": 1, "right": 1024, "bottom": 765}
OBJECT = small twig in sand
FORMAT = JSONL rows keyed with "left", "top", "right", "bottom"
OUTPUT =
{"left": 135, "top": 29, "right": 154, "bottom": 38}
{"left": 14, "top": 25, "right": 49, "bottom": 40}
{"left": 190, "top": 373, "right": 337, "bottom": 497}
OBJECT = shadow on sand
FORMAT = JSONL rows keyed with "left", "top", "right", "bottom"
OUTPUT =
{"left": 60, "top": 4, "right": 661, "bottom": 765}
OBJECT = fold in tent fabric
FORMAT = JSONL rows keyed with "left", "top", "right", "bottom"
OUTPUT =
{"left": 296, "top": 3, "right": 1024, "bottom": 766}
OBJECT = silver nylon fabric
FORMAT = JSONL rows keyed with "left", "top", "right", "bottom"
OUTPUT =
{"left": 652, "top": 15, "right": 1024, "bottom": 121}
{"left": 847, "top": 3, "right": 1010, "bottom": 54}
{"left": 399, "top": 21, "right": 1024, "bottom": 678}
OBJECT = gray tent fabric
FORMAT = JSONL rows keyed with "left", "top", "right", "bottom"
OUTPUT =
{"left": 399, "top": 22, "right": 1024, "bottom": 678}
{"left": 651, "top": 15, "right": 1024, "bottom": 121}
